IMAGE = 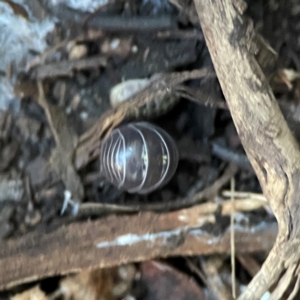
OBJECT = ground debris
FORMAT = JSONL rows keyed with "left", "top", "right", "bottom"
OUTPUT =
{"left": 0, "top": 197, "right": 277, "bottom": 290}
{"left": 0, "top": 0, "right": 299, "bottom": 298}
{"left": 140, "top": 261, "right": 207, "bottom": 300}
{"left": 0, "top": 172, "right": 23, "bottom": 203}
{"left": 11, "top": 285, "right": 47, "bottom": 300}
{"left": 50, "top": 265, "right": 136, "bottom": 300}
{"left": 34, "top": 56, "right": 108, "bottom": 80}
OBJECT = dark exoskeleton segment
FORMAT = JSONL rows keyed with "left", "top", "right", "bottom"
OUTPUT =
{"left": 100, "top": 122, "right": 179, "bottom": 194}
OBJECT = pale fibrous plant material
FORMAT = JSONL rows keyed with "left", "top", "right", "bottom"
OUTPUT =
{"left": 0, "top": 1, "right": 54, "bottom": 110}
{"left": 100, "top": 122, "right": 179, "bottom": 194}
{"left": 110, "top": 79, "right": 152, "bottom": 108}
{"left": 109, "top": 75, "right": 180, "bottom": 119}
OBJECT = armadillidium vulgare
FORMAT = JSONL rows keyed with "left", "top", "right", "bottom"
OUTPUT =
{"left": 100, "top": 122, "right": 179, "bottom": 194}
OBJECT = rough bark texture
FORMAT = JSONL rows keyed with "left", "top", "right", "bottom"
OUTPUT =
{"left": 194, "top": 0, "right": 300, "bottom": 298}
{"left": 0, "top": 206, "right": 276, "bottom": 291}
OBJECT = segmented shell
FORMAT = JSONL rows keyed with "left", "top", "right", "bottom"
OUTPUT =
{"left": 100, "top": 122, "right": 179, "bottom": 194}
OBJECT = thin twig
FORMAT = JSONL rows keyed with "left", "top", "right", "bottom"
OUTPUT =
{"left": 76, "top": 163, "right": 238, "bottom": 215}
{"left": 231, "top": 177, "right": 236, "bottom": 299}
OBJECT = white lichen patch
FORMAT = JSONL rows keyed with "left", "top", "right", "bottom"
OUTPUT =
{"left": 96, "top": 229, "right": 184, "bottom": 248}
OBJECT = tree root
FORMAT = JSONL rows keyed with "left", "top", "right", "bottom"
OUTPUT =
{"left": 194, "top": 0, "right": 300, "bottom": 298}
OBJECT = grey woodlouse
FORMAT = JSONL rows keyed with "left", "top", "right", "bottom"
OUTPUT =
{"left": 100, "top": 122, "right": 179, "bottom": 194}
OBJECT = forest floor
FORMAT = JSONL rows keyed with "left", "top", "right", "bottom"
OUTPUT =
{"left": 0, "top": 0, "right": 300, "bottom": 299}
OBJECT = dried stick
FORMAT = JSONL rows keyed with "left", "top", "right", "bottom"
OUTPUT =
{"left": 194, "top": 0, "right": 300, "bottom": 299}
{"left": 37, "top": 82, "right": 84, "bottom": 207}
{"left": 0, "top": 205, "right": 276, "bottom": 291}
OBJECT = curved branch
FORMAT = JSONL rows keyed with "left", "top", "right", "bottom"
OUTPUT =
{"left": 194, "top": 0, "right": 300, "bottom": 298}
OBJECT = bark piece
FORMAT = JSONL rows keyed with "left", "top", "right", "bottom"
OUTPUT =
{"left": 0, "top": 207, "right": 277, "bottom": 290}
{"left": 140, "top": 261, "right": 207, "bottom": 300}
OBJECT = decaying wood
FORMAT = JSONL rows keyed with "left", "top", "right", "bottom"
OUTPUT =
{"left": 0, "top": 202, "right": 277, "bottom": 291}
{"left": 201, "top": 255, "right": 238, "bottom": 299}
{"left": 236, "top": 254, "right": 261, "bottom": 278}
{"left": 87, "top": 16, "right": 177, "bottom": 32}
{"left": 194, "top": 0, "right": 300, "bottom": 298}
{"left": 35, "top": 55, "right": 107, "bottom": 79}
{"left": 37, "top": 82, "right": 84, "bottom": 207}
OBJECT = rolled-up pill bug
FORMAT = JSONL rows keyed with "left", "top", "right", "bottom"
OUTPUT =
{"left": 100, "top": 122, "right": 179, "bottom": 194}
